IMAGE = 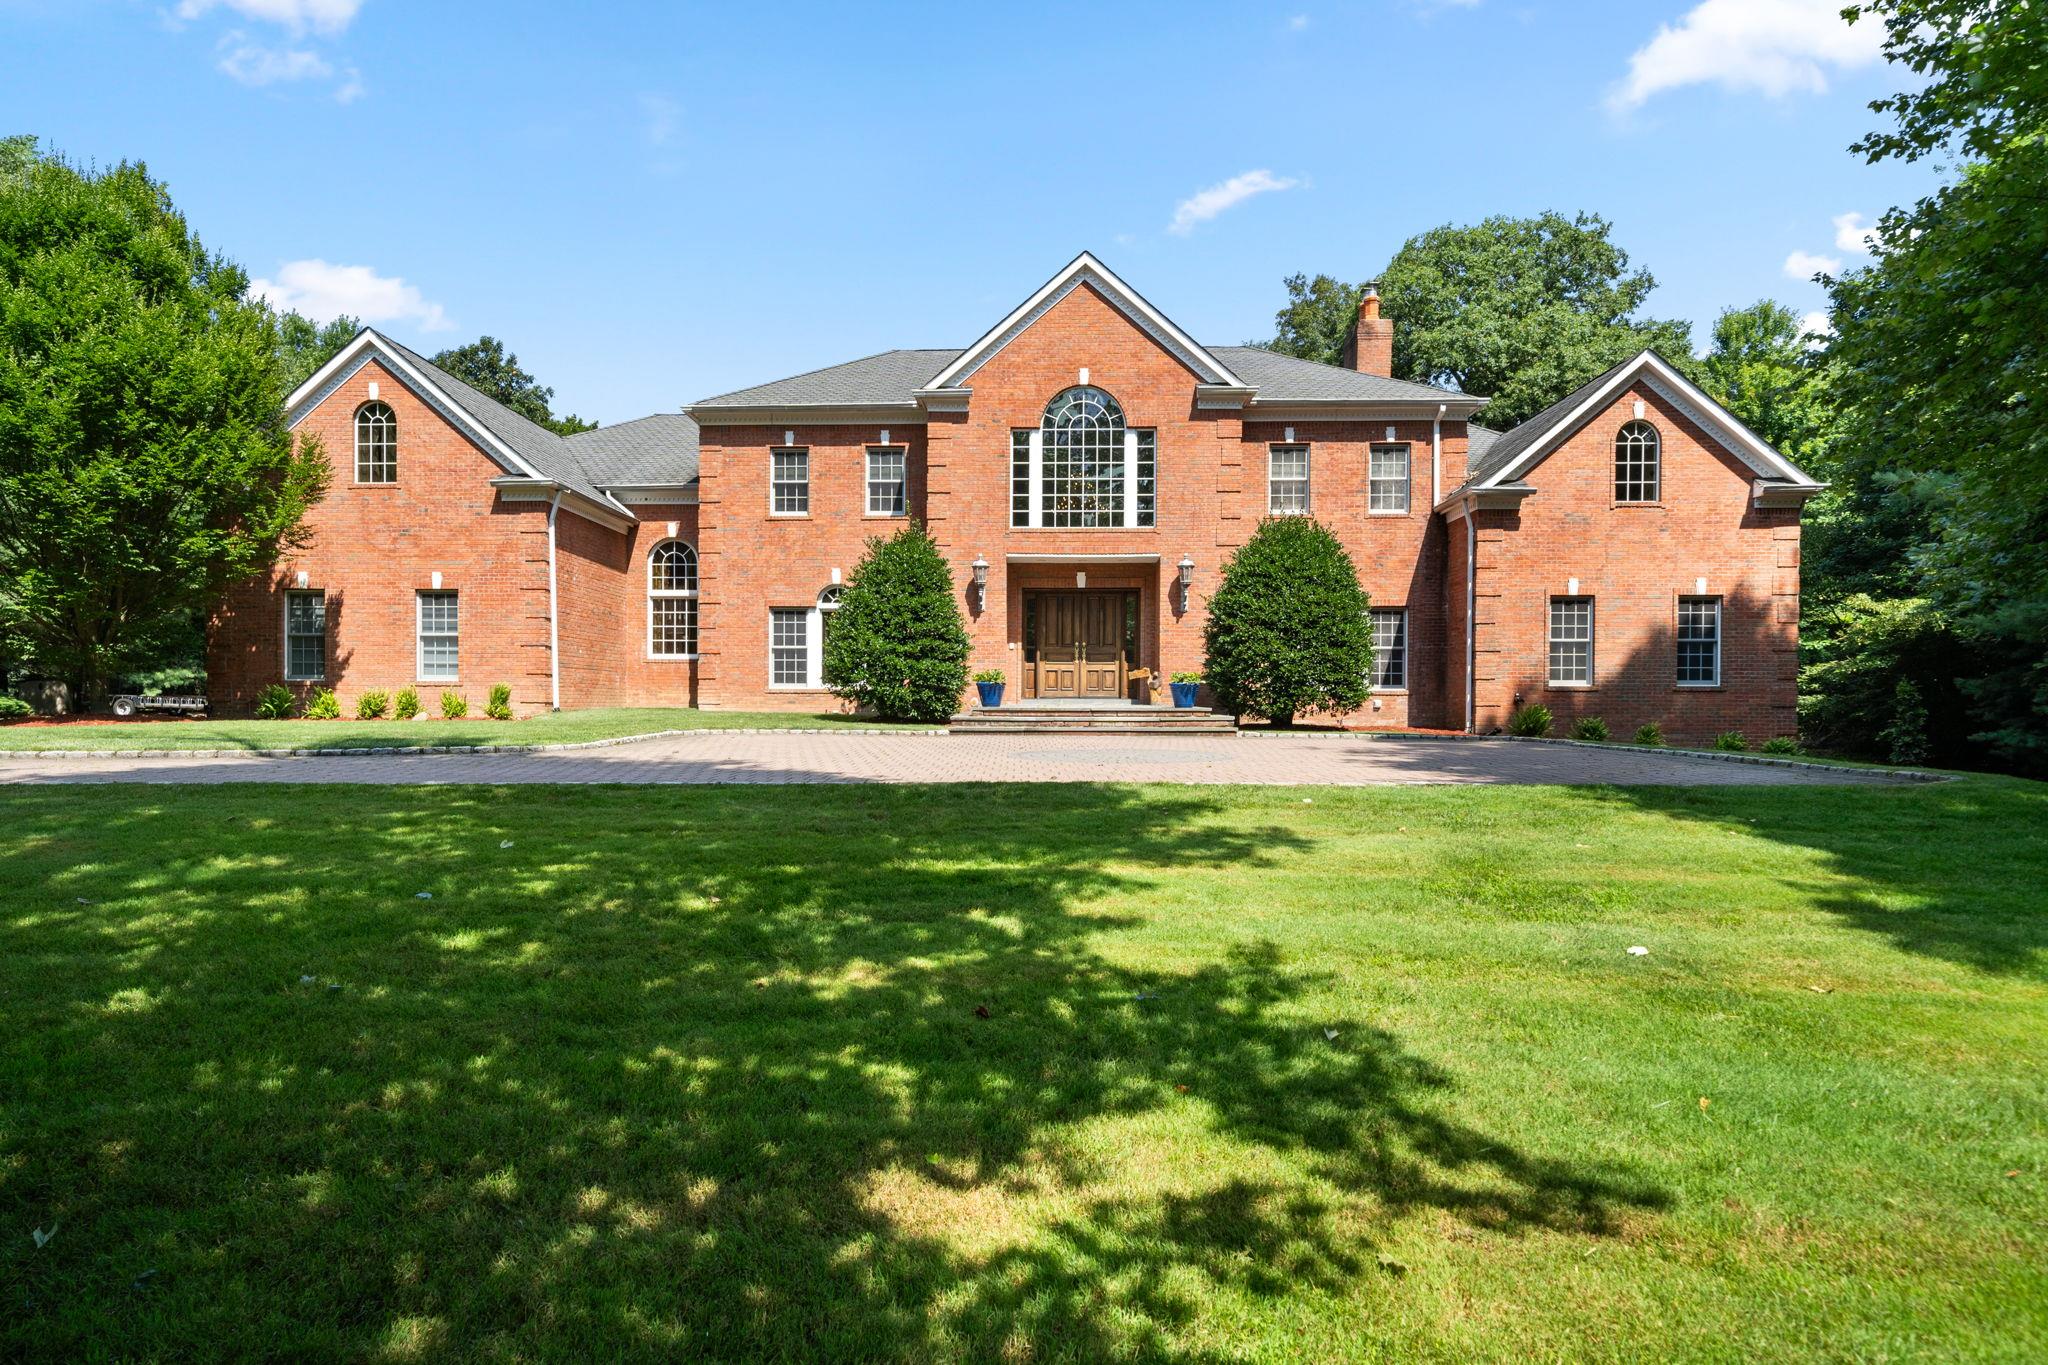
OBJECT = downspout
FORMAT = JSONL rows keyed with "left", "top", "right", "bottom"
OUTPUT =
{"left": 1464, "top": 498, "right": 1477, "bottom": 733}
{"left": 1432, "top": 403, "right": 1445, "bottom": 508}
{"left": 546, "top": 490, "right": 563, "bottom": 712}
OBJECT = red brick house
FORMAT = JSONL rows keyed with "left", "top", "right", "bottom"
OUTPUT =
{"left": 209, "top": 253, "right": 1823, "bottom": 740}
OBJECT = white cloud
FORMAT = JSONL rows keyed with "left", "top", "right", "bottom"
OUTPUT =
{"left": 1287, "top": 14, "right": 1310, "bottom": 31}
{"left": 1833, "top": 210, "right": 1876, "bottom": 254}
{"left": 1799, "top": 309, "right": 1835, "bottom": 343}
{"left": 1784, "top": 249, "right": 1842, "bottom": 281}
{"left": 176, "top": 0, "right": 364, "bottom": 36}
{"left": 1608, "top": 0, "right": 1884, "bottom": 111}
{"left": 216, "top": 37, "right": 330, "bottom": 86}
{"left": 251, "top": 259, "right": 451, "bottom": 331}
{"left": 1168, "top": 169, "right": 1301, "bottom": 236}
{"left": 333, "top": 66, "right": 365, "bottom": 103}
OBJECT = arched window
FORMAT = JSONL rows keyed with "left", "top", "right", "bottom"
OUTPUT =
{"left": 1614, "top": 420, "right": 1660, "bottom": 503}
{"left": 355, "top": 401, "right": 397, "bottom": 483}
{"left": 648, "top": 541, "right": 698, "bottom": 658}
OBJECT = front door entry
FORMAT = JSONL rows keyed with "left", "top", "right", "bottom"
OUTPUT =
{"left": 1029, "top": 591, "right": 1133, "bottom": 699}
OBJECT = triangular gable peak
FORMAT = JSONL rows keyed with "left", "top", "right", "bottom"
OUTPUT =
{"left": 921, "top": 252, "right": 1249, "bottom": 396}
{"left": 285, "top": 328, "right": 548, "bottom": 482}
{"left": 1479, "top": 350, "right": 1820, "bottom": 491}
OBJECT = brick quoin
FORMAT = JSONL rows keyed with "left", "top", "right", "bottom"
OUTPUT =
{"left": 211, "top": 261, "right": 1810, "bottom": 738}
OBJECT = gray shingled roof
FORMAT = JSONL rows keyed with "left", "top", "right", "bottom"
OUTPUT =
{"left": 1466, "top": 424, "right": 1502, "bottom": 471}
{"left": 1462, "top": 354, "right": 1643, "bottom": 486}
{"left": 565, "top": 413, "right": 699, "bottom": 487}
{"left": 694, "top": 344, "right": 1474, "bottom": 409}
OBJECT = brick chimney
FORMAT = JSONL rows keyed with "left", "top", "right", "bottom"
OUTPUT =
{"left": 1339, "top": 280, "right": 1394, "bottom": 377}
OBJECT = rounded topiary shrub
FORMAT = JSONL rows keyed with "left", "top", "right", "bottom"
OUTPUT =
{"left": 0, "top": 695, "right": 32, "bottom": 722}
{"left": 822, "top": 522, "right": 971, "bottom": 723}
{"left": 1202, "top": 516, "right": 1371, "bottom": 726}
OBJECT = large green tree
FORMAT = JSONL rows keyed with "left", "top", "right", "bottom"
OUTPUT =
{"left": 1259, "top": 213, "right": 1693, "bottom": 428}
{"left": 275, "top": 309, "right": 359, "bottom": 391}
{"left": 0, "top": 137, "right": 327, "bottom": 706}
{"left": 821, "top": 523, "right": 971, "bottom": 723}
{"left": 1202, "top": 516, "right": 1372, "bottom": 727}
{"left": 430, "top": 335, "right": 595, "bottom": 434}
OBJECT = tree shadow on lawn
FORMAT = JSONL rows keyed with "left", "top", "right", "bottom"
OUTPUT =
{"left": 1, "top": 785, "right": 1669, "bottom": 1360}
{"left": 1587, "top": 779, "right": 2048, "bottom": 978}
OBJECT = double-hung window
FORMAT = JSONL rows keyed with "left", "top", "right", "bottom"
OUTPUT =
{"left": 1010, "top": 386, "right": 1156, "bottom": 528}
{"left": 417, "top": 590, "right": 459, "bottom": 681}
{"left": 1369, "top": 444, "right": 1410, "bottom": 514}
{"left": 866, "top": 447, "right": 906, "bottom": 516}
{"left": 1268, "top": 445, "right": 1310, "bottom": 515}
{"left": 284, "top": 590, "right": 326, "bottom": 681}
{"left": 1370, "top": 608, "right": 1407, "bottom": 690}
{"left": 771, "top": 448, "right": 809, "bottom": 515}
{"left": 1677, "top": 596, "right": 1721, "bottom": 686}
{"left": 1548, "top": 597, "right": 1593, "bottom": 686}
{"left": 770, "top": 608, "right": 810, "bottom": 687}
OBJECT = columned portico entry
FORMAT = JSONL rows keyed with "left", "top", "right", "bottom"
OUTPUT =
{"left": 1024, "top": 590, "right": 1137, "bottom": 699}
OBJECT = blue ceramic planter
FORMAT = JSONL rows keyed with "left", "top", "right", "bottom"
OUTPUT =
{"left": 976, "top": 681, "right": 1005, "bottom": 708}
{"left": 1170, "top": 681, "right": 1200, "bottom": 709}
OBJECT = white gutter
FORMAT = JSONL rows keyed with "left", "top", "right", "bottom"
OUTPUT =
{"left": 545, "top": 491, "right": 563, "bottom": 712}
{"left": 1432, "top": 403, "right": 1446, "bottom": 508}
{"left": 1464, "top": 499, "right": 1477, "bottom": 733}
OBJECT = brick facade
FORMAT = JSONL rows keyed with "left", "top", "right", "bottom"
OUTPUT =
{"left": 210, "top": 260, "right": 1808, "bottom": 738}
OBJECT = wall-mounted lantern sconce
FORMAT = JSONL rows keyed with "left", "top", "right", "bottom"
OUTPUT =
{"left": 971, "top": 554, "right": 990, "bottom": 611}
{"left": 1177, "top": 554, "right": 1195, "bottom": 612}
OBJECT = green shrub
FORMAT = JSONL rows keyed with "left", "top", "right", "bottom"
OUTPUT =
{"left": 355, "top": 690, "right": 390, "bottom": 720}
{"left": 1760, "top": 736, "right": 1800, "bottom": 755}
{"left": 1880, "top": 677, "right": 1930, "bottom": 765}
{"left": 0, "top": 695, "right": 33, "bottom": 722}
{"left": 1171, "top": 671, "right": 1203, "bottom": 684}
{"left": 1633, "top": 722, "right": 1664, "bottom": 747}
{"left": 1203, "top": 516, "right": 1372, "bottom": 725}
{"left": 302, "top": 688, "right": 340, "bottom": 720}
{"left": 440, "top": 691, "right": 469, "bottom": 720}
{"left": 1714, "top": 731, "right": 1749, "bottom": 752}
{"left": 1568, "top": 716, "right": 1610, "bottom": 742}
{"left": 485, "top": 683, "right": 513, "bottom": 721}
{"left": 254, "top": 683, "right": 295, "bottom": 719}
{"left": 394, "top": 687, "right": 421, "bottom": 720}
{"left": 1507, "top": 703, "right": 1553, "bottom": 737}
{"left": 821, "top": 522, "right": 972, "bottom": 723}
{"left": 971, "top": 669, "right": 1006, "bottom": 685}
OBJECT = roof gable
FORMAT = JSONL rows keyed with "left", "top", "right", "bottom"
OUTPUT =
{"left": 924, "top": 252, "right": 1246, "bottom": 392}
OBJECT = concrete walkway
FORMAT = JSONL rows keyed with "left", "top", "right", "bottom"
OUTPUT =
{"left": 0, "top": 732, "right": 1904, "bottom": 787}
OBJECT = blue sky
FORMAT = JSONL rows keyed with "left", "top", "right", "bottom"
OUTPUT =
{"left": 4, "top": 0, "right": 1936, "bottom": 423}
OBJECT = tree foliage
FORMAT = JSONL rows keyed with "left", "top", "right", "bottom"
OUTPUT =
{"left": 430, "top": 335, "right": 595, "bottom": 434}
{"left": 275, "top": 309, "right": 359, "bottom": 392}
{"left": 1695, "top": 301, "right": 1836, "bottom": 470}
{"left": 0, "top": 137, "right": 327, "bottom": 705}
{"left": 1202, "top": 516, "right": 1372, "bottom": 726}
{"left": 821, "top": 523, "right": 970, "bottom": 723}
{"left": 1253, "top": 273, "right": 1363, "bottom": 368}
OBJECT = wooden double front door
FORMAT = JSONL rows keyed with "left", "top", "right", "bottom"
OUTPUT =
{"left": 1027, "top": 591, "right": 1137, "bottom": 699}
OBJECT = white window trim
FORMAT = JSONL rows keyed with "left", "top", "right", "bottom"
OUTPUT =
{"left": 769, "top": 447, "right": 810, "bottom": 517}
{"left": 416, "top": 589, "right": 459, "bottom": 684}
{"left": 865, "top": 446, "right": 908, "bottom": 518}
{"left": 1370, "top": 607, "right": 1408, "bottom": 693}
{"left": 1547, "top": 597, "right": 1594, "bottom": 688}
{"left": 1013, "top": 422, "right": 1156, "bottom": 529}
{"left": 767, "top": 592, "right": 843, "bottom": 688}
{"left": 646, "top": 541, "right": 700, "bottom": 662}
{"left": 1676, "top": 596, "right": 1722, "bottom": 688}
{"left": 1369, "top": 443, "right": 1412, "bottom": 516}
{"left": 354, "top": 401, "right": 397, "bottom": 485}
{"left": 283, "top": 589, "right": 326, "bottom": 682}
{"left": 1268, "top": 444, "right": 1311, "bottom": 516}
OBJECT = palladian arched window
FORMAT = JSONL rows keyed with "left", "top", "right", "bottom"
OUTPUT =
{"left": 1011, "top": 386, "right": 1156, "bottom": 529}
{"left": 1614, "top": 420, "right": 1660, "bottom": 503}
{"left": 648, "top": 541, "right": 698, "bottom": 658}
{"left": 355, "top": 401, "right": 397, "bottom": 483}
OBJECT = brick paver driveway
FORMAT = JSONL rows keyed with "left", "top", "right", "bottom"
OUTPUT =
{"left": 0, "top": 732, "right": 1903, "bottom": 786}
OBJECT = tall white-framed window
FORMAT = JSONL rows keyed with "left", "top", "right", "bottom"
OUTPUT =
{"left": 771, "top": 448, "right": 809, "bottom": 515}
{"left": 648, "top": 541, "right": 698, "bottom": 659}
{"left": 417, "top": 590, "right": 459, "bottom": 681}
{"left": 1369, "top": 443, "right": 1411, "bottom": 514}
{"left": 1009, "top": 386, "right": 1155, "bottom": 529}
{"left": 1614, "top": 421, "right": 1661, "bottom": 503}
{"left": 284, "top": 590, "right": 326, "bottom": 681}
{"left": 355, "top": 401, "right": 397, "bottom": 483}
{"left": 1370, "top": 608, "right": 1407, "bottom": 690}
{"left": 1268, "top": 444, "right": 1310, "bottom": 515}
{"left": 1548, "top": 597, "right": 1593, "bottom": 686}
{"left": 769, "top": 608, "right": 810, "bottom": 687}
{"left": 1677, "top": 596, "right": 1721, "bottom": 687}
{"left": 866, "top": 447, "right": 906, "bottom": 516}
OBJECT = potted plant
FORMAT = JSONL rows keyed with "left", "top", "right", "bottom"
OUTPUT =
{"left": 972, "top": 668, "right": 1006, "bottom": 708}
{"left": 1169, "top": 672, "right": 1203, "bottom": 709}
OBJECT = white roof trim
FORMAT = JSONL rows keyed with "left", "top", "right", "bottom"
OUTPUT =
{"left": 924, "top": 252, "right": 1247, "bottom": 391}
{"left": 286, "top": 329, "right": 549, "bottom": 482}
{"left": 1480, "top": 351, "right": 1816, "bottom": 489}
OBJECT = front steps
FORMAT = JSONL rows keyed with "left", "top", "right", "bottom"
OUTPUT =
{"left": 948, "top": 704, "right": 1238, "bottom": 735}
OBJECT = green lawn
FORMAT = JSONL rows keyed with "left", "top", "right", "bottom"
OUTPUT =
{"left": 3, "top": 780, "right": 2043, "bottom": 1361}
{"left": 0, "top": 706, "right": 934, "bottom": 752}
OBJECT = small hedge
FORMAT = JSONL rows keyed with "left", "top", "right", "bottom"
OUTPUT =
{"left": 355, "top": 690, "right": 390, "bottom": 720}
{"left": 394, "top": 687, "right": 421, "bottom": 720}
{"left": 1568, "top": 716, "right": 1610, "bottom": 743}
{"left": 254, "top": 684, "right": 294, "bottom": 720}
{"left": 485, "top": 683, "right": 513, "bottom": 721}
{"left": 302, "top": 688, "right": 341, "bottom": 720}
{"left": 1760, "top": 736, "right": 1800, "bottom": 755}
{"left": 440, "top": 692, "right": 469, "bottom": 720}
{"left": 1507, "top": 703, "right": 1553, "bottom": 737}
{"left": 0, "top": 695, "right": 32, "bottom": 722}
{"left": 1714, "top": 731, "right": 1750, "bottom": 752}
